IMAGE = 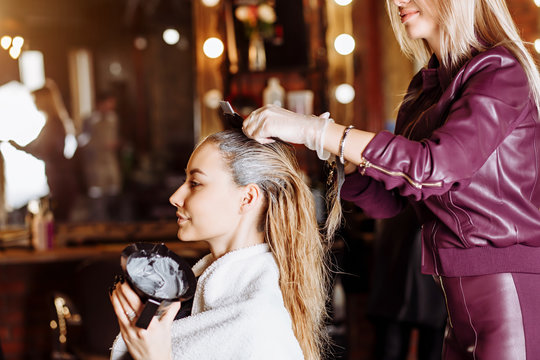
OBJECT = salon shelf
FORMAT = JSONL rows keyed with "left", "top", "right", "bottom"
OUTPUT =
{"left": 0, "top": 220, "right": 209, "bottom": 265}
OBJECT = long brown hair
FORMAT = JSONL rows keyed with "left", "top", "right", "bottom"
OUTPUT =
{"left": 203, "top": 130, "right": 340, "bottom": 360}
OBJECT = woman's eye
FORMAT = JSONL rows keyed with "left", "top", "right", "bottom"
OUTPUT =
{"left": 190, "top": 181, "right": 201, "bottom": 188}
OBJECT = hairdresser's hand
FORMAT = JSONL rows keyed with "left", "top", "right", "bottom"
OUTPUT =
{"left": 110, "top": 281, "right": 181, "bottom": 360}
{"left": 243, "top": 105, "right": 333, "bottom": 159}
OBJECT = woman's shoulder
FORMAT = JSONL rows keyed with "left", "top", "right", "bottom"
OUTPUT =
{"left": 454, "top": 45, "right": 529, "bottom": 97}
{"left": 463, "top": 45, "right": 526, "bottom": 80}
{"left": 193, "top": 244, "right": 281, "bottom": 308}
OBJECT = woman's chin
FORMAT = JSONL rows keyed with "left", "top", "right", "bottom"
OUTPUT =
{"left": 177, "top": 230, "right": 196, "bottom": 242}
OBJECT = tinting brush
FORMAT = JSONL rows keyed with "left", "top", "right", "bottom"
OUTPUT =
{"left": 219, "top": 101, "right": 244, "bottom": 130}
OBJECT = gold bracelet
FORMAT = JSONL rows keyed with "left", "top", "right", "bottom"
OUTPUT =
{"left": 339, "top": 125, "right": 354, "bottom": 164}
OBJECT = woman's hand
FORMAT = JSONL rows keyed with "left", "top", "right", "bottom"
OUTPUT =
{"left": 110, "top": 281, "right": 181, "bottom": 360}
{"left": 242, "top": 105, "right": 330, "bottom": 148}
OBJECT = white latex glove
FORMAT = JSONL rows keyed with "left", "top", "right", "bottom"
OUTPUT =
{"left": 242, "top": 105, "right": 334, "bottom": 160}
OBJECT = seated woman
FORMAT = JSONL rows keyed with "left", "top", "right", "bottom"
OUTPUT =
{"left": 109, "top": 130, "right": 341, "bottom": 360}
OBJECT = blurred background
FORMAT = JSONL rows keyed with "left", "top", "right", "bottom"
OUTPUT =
{"left": 0, "top": 0, "right": 538, "bottom": 359}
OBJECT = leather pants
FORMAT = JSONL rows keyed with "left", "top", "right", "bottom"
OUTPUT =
{"left": 438, "top": 273, "right": 540, "bottom": 360}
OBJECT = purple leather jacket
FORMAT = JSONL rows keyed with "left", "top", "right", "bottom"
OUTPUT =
{"left": 341, "top": 46, "right": 540, "bottom": 277}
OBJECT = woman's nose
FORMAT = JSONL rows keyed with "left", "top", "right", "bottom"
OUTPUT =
{"left": 169, "top": 185, "right": 185, "bottom": 207}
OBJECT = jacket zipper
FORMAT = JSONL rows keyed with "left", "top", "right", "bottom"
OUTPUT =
{"left": 359, "top": 158, "right": 443, "bottom": 189}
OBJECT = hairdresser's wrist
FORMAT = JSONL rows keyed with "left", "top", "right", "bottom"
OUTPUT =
{"left": 344, "top": 161, "right": 357, "bottom": 175}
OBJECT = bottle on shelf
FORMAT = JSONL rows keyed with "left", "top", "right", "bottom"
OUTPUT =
{"left": 263, "top": 77, "right": 285, "bottom": 107}
{"left": 27, "top": 196, "right": 55, "bottom": 251}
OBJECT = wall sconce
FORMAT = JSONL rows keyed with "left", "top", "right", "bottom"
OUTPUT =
{"left": 334, "top": 33, "right": 355, "bottom": 55}
{"left": 203, "top": 37, "right": 224, "bottom": 58}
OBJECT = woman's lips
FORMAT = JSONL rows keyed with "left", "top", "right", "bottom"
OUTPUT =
{"left": 176, "top": 213, "right": 189, "bottom": 225}
{"left": 400, "top": 10, "right": 419, "bottom": 24}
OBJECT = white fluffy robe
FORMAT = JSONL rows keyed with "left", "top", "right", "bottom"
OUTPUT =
{"left": 110, "top": 244, "right": 304, "bottom": 360}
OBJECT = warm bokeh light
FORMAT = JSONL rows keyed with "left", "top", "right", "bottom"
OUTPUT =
{"left": 535, "top": 0, "right": 540, "bottom": 7}
{"left": 12, "top": 36, "right": 24, "bottom": 48}
{"left": 203, "top": 89, "right": 223, "bottom": 109}
{"left": 334, "top": 34, "right": 355, "bottom": 55}
{"left": 335, "top": 84, "right": 355, "bottom": 104}
{"left": 202, "top": 0, "right": 220, "bottom": 6}
{"left": 163, "top": 28, "right": 180, "bottom": 45}
{"left": 203, "top": 37, "right": 224, "bottom": 58}
{"left": 0, "top": 81, "right": 49, "bottom": 209}
{"left": 9, "top": 46, "right": 21, "bottom": 59}
{"left": 334, "top": 0, "right": 353, "bottom": 5}
{"left": 1, "top": 35, "right": 12, "bottom": 50}
{"left": 134, "top": 36, "right": 148, "bottom": 50}
{"left": 19, "top": 51, "right": 46, "bottom": 91}
{"left": 535, "top": 39, "right": 540, "bottom": 54}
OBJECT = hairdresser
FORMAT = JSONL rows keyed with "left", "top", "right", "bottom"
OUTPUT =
{"left": 242, "top": 0, "right": 540, "bottom": 358}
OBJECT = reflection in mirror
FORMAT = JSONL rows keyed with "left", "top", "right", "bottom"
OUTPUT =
{"left": 0, "top": 0, "right": 195, "bottom": 236}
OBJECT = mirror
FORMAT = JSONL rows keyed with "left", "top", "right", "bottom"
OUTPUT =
{"left": 0, "top": 0, "right": 195, "bottom": 229}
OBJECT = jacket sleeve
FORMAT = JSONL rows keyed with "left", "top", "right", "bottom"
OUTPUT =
{"left": 341, "top": 169, "right": 408, "bottom": 218}
{"left": 360, "top": 51, "right": 532, "bottom": 201}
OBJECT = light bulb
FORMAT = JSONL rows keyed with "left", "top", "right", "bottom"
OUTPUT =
{"left": 202, "top": 0, "right": 220, "bottom": 6}
{"left": 12, "top": 36, "right": 24, "bottom": 48}
{"left": 163, "top": 28, "right": 180, "bottom": 45}
{"left": 535, "top": 39, "right": 540, "bottom": 54}
{"left": 335, "top": 84, "right": 355, "bottom": 104}
{"left": 334, "top": 34, "right": 355, "bottom": 55}
{"left": 1, "top": 36, "right": 12, "bottom": 50}
{"left": 9, "top": 46, "right": 21, "bottom": 59}
{"left": 203, "top": 37, "right": 224, "bottom": 58}
{"left": 334, "top": 0, "right": 353, "bottom": 5}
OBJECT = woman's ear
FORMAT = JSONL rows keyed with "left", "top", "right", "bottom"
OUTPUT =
{"left": 239, "top": 183, "right": 262, "bottom": 213}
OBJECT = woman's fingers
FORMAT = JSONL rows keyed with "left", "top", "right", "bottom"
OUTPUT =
{"left": 243, "top": 107, "right": 279, "bottom": 143}
{"left": 110, "top": 282, "right": 143, "bottom": 327}
{"left": 159, "top": 301, "right": 181, "bottom": 324}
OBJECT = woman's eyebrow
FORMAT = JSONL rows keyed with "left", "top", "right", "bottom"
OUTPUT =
{"left": 185, "top": 168, "right": 207, "bottom": 177}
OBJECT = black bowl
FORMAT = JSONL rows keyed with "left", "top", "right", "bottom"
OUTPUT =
{"left": 120, "top": 243, "right": 196, "bottom": 328}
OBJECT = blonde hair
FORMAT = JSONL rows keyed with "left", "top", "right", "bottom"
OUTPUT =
{"left": 385, "top": 0, "right": 540, "bottom": 114}
{"left": 203, "top": 130, "right": 340, "bottom": 360}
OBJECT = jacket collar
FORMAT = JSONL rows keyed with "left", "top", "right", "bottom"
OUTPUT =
{"left": 421, "top": 54, "right": 453, "bottom": 92}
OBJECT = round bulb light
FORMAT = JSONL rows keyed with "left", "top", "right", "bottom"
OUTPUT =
{"left": 203, "top": 37, "right": 224, "bottom": 58}
{"left": 535, "top": 0, "right": 540, "bottom": 7}
{"left": 9, "top": 46, "right": 21, "bottom": 59}
{"left": 202, "top": 0, "right": 220, "bottom": 6}
{"left": 134, "top": 37, "right": 148, "bottom": 50}
{"left": 12, "top": 36, "right": 24, "bottom": 48}
{"left": 163, "top": 29, "right": 180, "bottom": 45}
{"left": 335, "top": 84, "right": 355, "bottom": 104}
{"left": 334, "top": 0, "right": 353, "bottom": 5}
{"left": 334, "top": 34, "right": 355, "bottom": 55}
{"left": 1, "top": 36, "right": 12, "bottom": 50}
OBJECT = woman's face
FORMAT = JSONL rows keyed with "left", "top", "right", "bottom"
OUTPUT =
{"left": 169, "top": 142, "right": 245, "bottom": 246}
{"left": 394, "top": 0, "right": 440, "bottom": 46}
